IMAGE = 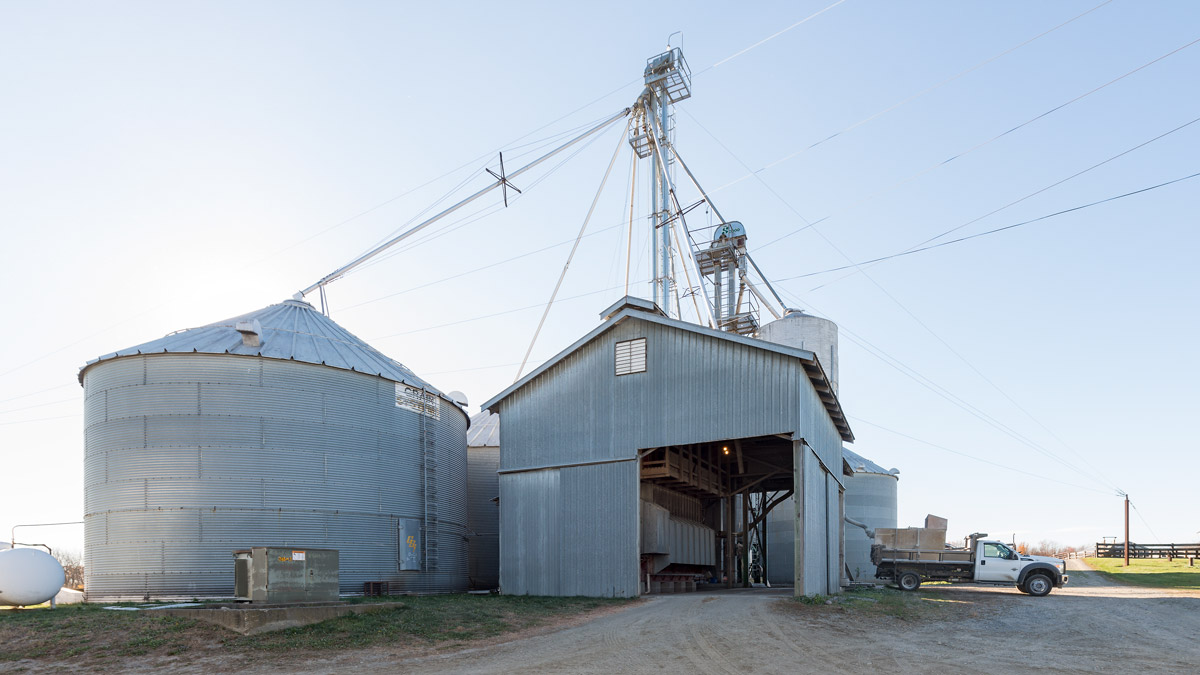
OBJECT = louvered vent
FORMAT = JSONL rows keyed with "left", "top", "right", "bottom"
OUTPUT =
{"left": 614, "top": 338, "right": 647, "bottom": 376}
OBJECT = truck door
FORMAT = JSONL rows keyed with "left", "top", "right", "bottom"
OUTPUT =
{"left": 975, "top": 542, "right": 1020, "bottom": 583}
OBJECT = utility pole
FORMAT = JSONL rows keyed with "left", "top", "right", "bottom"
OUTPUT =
{"left": 1124, "top": 493, "right": 1130, "bottom": 567}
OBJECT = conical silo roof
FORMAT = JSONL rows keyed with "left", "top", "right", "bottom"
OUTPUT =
{"left": 79, "top": 298, "right": 443, "bottom": 395}
{"left": 467, "top": 411, "right": 499, "bottom": 447}
{"left": 843, "top": 447, "right": 896, "bottom": 476}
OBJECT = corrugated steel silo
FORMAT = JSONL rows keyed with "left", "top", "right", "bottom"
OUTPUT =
{"left": 466, "top": 411, "right": 499, "bottom": 590}
{"left": 757, "top": 308, "right": 838, "bottom": 394}
{"left": 842, "top": 448, "right": 899, "bottom": 582}
{"left": 80, "top": 299, "right": 469, "bottom": 601}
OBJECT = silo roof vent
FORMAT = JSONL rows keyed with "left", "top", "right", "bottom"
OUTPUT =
{"left": 236, "top": 319, "right": 263, "bottom": 348}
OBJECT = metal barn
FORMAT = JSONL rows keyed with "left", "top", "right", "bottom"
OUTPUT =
{"left": 80, "top": 299, "right": 469, "bottom": 601}
{"left": 466, "top": 411, "right": 500, "bottom": 590}
{"left": 482, "top": 297, "right": 853, "bottom": 597}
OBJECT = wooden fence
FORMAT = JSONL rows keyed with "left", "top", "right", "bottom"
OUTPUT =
{"left": 1094, "top": 543, "right": 1200, "bottom": 559}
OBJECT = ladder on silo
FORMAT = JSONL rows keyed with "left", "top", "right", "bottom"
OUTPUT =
{"left": 420, "top": 389, "right": 439, "bottom": 571}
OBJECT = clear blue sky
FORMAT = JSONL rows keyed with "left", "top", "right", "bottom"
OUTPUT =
{"left": 2, "top": 1, "right": 1197, "bottom": 555}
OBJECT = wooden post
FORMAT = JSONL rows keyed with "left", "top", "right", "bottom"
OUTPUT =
{"left": 793, "top": 439, "right": 806, "bottom": 597}
{"left": 725, "top": 492, "right": 735, "bottom": 589}
{"left": 742, "top": 490, "right": 750, "bottom": 588}
{"left": 1124, "top": 494, "right": 1130, "bottom": 567}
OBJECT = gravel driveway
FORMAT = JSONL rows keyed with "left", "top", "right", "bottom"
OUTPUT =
{"left": 373, "top": 559, "right": 1200, "bottom": 674}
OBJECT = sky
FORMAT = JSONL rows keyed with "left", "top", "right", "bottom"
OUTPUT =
{"left": 2, "top": 1, "right": 1197, "bottom": 556}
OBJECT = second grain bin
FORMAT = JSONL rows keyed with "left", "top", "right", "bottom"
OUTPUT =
{"left": 80, "top": 299, "right": 468, "bottom": 601}
{"left": 466, "top": 411, "right": 500, "bottom": 590}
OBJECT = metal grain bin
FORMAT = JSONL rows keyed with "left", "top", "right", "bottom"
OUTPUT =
{"left": 80, "top": 299, "right": 469, "bottom": 601}
{"left": 466, "top": 411, "right": 499, "bottom": 590}
{"left": 841, "top": 449, "right": 899, "bottom": 582}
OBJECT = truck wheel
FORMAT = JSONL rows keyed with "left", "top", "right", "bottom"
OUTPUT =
{"left": 898, "top": 571, "right": 921, "bottom": 591}
{"left": 1025, "top": 573, "right": 1053, "bottom": 597}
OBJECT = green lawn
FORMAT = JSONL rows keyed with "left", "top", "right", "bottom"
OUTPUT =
{"left": 1085, "top": 557, "right": 1200, "bottom": 590}
{"left": 0, "top": 595, "right": 632, "bottom": 665}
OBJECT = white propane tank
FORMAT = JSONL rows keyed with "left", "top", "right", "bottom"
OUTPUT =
{"left": 0, "top": 548, "right": 66, "bottom": 606}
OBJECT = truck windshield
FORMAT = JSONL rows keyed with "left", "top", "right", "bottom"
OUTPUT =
{"left": 983, "top": 543, "right": 1012, "bottom": 558}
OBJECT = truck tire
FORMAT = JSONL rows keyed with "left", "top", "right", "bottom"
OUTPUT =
{"left": 1025, "top": 573, "right": 1053, "bottom": 597}
{"left": 898, "top": 571, "right": 921, "bottom": 591}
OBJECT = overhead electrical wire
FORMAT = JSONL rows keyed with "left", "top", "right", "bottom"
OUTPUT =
{"left": 681, "top": 105, "right": 1119, "bottom": 488}
{"left": 776, "top": 170, "right": 1200, "bottom": 282}
{"left": 0, "top": 397, "right": 80, "bottom": 417}
{"left": 744, "top": 34, "right": 1200, "bottom": 251}
{"left": 515, "top": 120, "right": 632, "bottom": 381}
{"left": 850, "top": 416, "right": 1113, "bottom": 495}
{"left": 695, "top": 0, "right": 851, "bottom": 74}
{"left": 773, "top": 285, "right": 1118, "bottom": 491}
{"left": 702, "top": 0, "right": 1115, "bottom": 182}
{"left": 0, "top": 410, "right": 81, "bottom": 425}
{"left": 803, "top": 115, "right": 1200, "bottom": 288}
{"left": 368, "top": 281, "right": 646, "bottom": 341}
{"left": 1128, "top": 500, "right": 1164, "bottom": 543}
{"left": 0, "top": 383, "right": 74, "bottom": 405}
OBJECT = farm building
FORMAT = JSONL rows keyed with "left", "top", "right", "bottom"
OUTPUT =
{"left": 481, "top": 296, "right": 853, "bottom": 597}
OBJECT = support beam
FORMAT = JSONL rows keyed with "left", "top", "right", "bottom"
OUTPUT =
{"left": 793, "top": 439, "right": 807, "bottom": 597}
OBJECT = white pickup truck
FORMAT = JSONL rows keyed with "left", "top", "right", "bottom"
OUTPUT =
{"left": 871, "top": 532, "right": 1069, "bottom": 596}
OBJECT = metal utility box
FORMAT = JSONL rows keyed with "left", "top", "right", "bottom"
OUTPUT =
{"left": 232, "top": 547, "right": 339, "bottom": 603}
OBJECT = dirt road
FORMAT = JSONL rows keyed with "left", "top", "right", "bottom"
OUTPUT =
{"left": 12, "top": 562, "right": 1199, "bottom": 673}
{"left": 375, "top": 560, "right": 1200, "bottom": 674}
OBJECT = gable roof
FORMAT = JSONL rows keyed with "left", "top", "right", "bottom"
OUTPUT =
{"left": 483, "top": 298, "right": 853, "bottom": 442}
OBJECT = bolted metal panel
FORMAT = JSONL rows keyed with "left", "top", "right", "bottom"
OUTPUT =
{"left": 844, "top": 471, "right": 898, "bottom": 582}
{"left": 83, "top": 352, "right": 468, "bottom": 602}
{"left": 466, "top": 441, "right": 499, "bottom": 590}
{"left": 758, "top": 310, "right": 839, "bottom": 396}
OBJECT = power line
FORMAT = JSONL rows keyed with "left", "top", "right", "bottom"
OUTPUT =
{"left": 753, "top": 35, "right": 1200, "bottom": 251}
{"left": 682, "top": 103, "right": 1121, "bottom": 490}
{"left": 368, "top": 281, "right": 642, "bottom": 341}
{"left": 696, "top": 0, "right": 850, "bottom": 73}
{"left": 850, "top": 416, "right": 1112, "bottom": 495}
{"left": 778, "top": 170, "right": 1200, "bottom": 282}
{"left": 0, "top": 397, "right": 79, "bottom": 417}
{"left": 774, "top": 287, "right": 1117, "bottom": 490}
{"left": 1128, "top": 500, "right": 1164, "bottom": 543}
{"left": 804, "top": 115, "right": 1200, "bottom": 288}
{"left": 706, "top": 0, "right": 1115, "bottom": 180}
{"left": 0, "top": 414, "right": 81, "bottom": 427}
{"left": 0, "top": 383, "right": 74, "bottom": 405}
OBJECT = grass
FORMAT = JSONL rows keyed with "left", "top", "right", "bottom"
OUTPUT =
{"left": 782, "top": 587, "right": 983, "bottom": 622}
{"left": 1084, "top": 557, "right": 1200, "bottom": 591}
{"left": 0, "top": 595, "right": 632, "bottom": 665}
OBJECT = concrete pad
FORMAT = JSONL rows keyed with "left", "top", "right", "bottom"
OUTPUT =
{"left": 157, "top": 601, "right": 405, "bottom": 635}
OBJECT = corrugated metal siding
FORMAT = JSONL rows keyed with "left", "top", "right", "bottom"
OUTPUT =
{"left": 83, "top": 354, "right": 468, "bottom": 601}
{"left": 493, "top": 315, "right": 844, "bottom": 596}
{"left": 499, "top": 462, "right": 638, "bottom": 597}
{"left": 498, "top": 319, "right": 842, "bottom": 471}
{"left": 765, "top": 445, "right": 842, "bottom": 594}
{"left": 466, "top": 446, "right": 499, "bottom": 589}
